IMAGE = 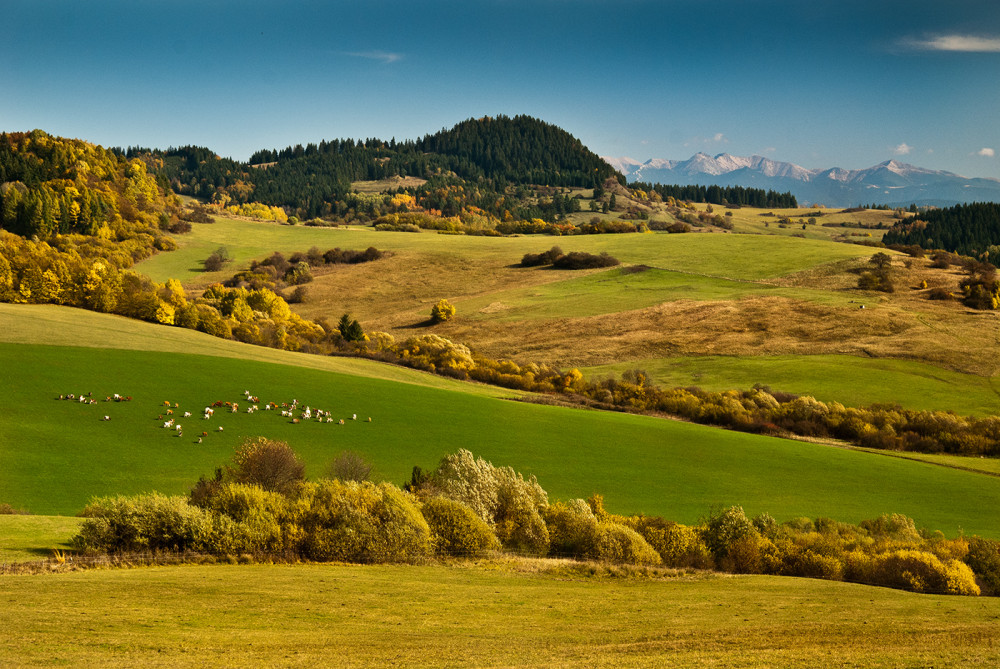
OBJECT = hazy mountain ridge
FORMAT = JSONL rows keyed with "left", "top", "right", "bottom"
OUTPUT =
{"left": 606, "top": 153, "right": 1000, "bottom": 207}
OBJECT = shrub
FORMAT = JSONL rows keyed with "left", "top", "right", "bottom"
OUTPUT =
{"left": 421, "top": 496, "right": 501, "bottom": 557}
{"left": 229, "top": 437, "right": 306, "bottom": 495}
{"left": 74, "top": 493, "right": 212, "bottom": 553}
{"left": 299, "top": 480, "right": 431, "bottom": 563}
{"left": 286, "top": 285, "right": 308, "bottom": 304}
{"left": 544, "top": 499, "right": 598, "bottom": 558}
{"left": 200, "top": 483, "right": 287, "bottom": 555}
{"left": 0, "top": 503, "right": 29, "bottom": 515}
{"left": 328, "top": 450, "right": 374, "bottom": 482}
{"left": 713, "top": 533, "right": 781, "bottom": 574}
{"left": 203, "top": 247, "right": 230, "bottom": 272}
{"left": 701, "top": 506, "right": 759, "bottom": 560}
{"left": 964, "top": 537, "right": 1000, "bottom": 595}
{"left": 867, "top": 550, "right": 979, "bottom": 595}
{"left": 590, "top": 522, "right": 662, "bottom": 565}
{"left": 494, "top": 483, "right": 550, "bottom": 556}
{"left": 552, "top": 251, "right": 620, "bottom": 270}
{"left": 779, "top": 547, "right": 844, "bottom": 580}
{"left": 284, "top": 262, "right": 313, "bottom": 285}
{"left": 859, "top": 513, "right": 921, "bottom": 543}
{"left": 432, "top": 449, "right": 550, "bottom": 555}
{"left": 521, "top": 246, "right": 564, "bottom": 267}
{"left": 430, "top": 298, "right": 456, "bottom": 323}
{"left": 401, "top": 334, "right": 473, "bottom": 371}
{"left": 625, "top": 515, "right": 712, "bottom": 568}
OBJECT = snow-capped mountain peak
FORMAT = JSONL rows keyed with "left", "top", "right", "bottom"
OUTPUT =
{"left": 602, "top": 152, "right": 1000, "bottom": 207}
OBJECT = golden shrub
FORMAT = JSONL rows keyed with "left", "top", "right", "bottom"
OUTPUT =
{"left": 591, "top": 522, "right": 662, "bottom": 566}
{"left": 299, "top": 480, "right": 431, "bottom": 563}
{"left": 421, "top": 496, "right": 500, "bottom": 557}
{"left": 626, "top": 516, "right": 711, "bottom": 568}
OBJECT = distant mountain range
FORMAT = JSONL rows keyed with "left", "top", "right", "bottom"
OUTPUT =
{"left": 603, "top": 153, "right": 1000, "bottom": 208}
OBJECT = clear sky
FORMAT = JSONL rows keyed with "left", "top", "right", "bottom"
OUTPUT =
{"left": 3, "top": 0, "right": 999, "bottom": 178}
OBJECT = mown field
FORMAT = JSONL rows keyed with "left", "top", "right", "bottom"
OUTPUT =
{"left": 2, "top": 563, "right": 998, "bottom": 668}
{"left": 3, "top": 305, "right": 1000, "bottom": 540}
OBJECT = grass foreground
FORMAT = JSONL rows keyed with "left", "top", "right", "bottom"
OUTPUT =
{"left": 1, "top": 562, "right": 997, "bottom": 667}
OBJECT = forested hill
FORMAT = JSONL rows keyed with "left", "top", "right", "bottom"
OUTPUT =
{"left": 882, "top": 202, "right": 1000, "bottom": 260}
{"left": 0, "top": 130, "right": 171, "bottom": 240}
{"left": 411, "top": 115, "right": 619, "bottom": 186}
{"left": 131, "top": 115, "right": 622, "bottom": 219}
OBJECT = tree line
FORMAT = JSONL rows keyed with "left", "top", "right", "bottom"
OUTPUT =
{"left": 628, "top": 181, "right": 798, "bottom": 208}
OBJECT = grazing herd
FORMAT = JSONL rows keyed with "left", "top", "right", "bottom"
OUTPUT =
{"left": 58, "top": 388, "right": 372, "bottom": 444}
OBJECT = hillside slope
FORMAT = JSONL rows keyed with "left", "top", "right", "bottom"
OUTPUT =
{"left": 3, "top": 303, "right": 1000, "bottom": 539}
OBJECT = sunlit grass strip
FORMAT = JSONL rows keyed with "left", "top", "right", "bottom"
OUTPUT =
{"left": 582, "top": 353, "right": 1000, "bottom": 417}
{"left": 0, "top": 563, "right": 997, "bottom": 667}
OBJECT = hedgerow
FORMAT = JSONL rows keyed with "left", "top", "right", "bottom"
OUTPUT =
{"left": 70, "top": 446, "right": 991, "bottom": 596}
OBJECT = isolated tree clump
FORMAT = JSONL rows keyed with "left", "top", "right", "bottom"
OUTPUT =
{"left": 857, "top": 252, "right": 895, "bottom": 292}
{"left": 430, "top": 298, "right": 456, "bottom": 323}
{"left": 203, "top": 247, "right": 231, "bottom": 272}
{"left": 519, "top": 246, "right": 619, "bottom": 269}
{"left": 520, "top": 246, "right": 564, "bottom": 267}
{"left": 338, "top": 313, "right": 365, "bottom": 341}
{"left": 553, "top": 251, "right": 620, "bottom": 270}
{"left": 228, "top": 436, "right": 306, "bottom": 495}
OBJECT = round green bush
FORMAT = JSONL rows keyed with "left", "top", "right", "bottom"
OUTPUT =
{"left": 625, "top": 515, "right": 712, "bottom": 568}
{"left": 544, "top": 499, "right": 598, "bottom": 558}
{"left": 300, "top": 480, "right": 431, "bottom": 563}
{"left": 421, "top": 496, "right": 500, "bottom": 557}
{"left": 590, "top": 522, "right": 662, "bottom": 566}
{"left": 200, "top": 483, "right": 287, "bottom": 555}
{"left": 74, "top": 493, "right": 211, "bottom": 553}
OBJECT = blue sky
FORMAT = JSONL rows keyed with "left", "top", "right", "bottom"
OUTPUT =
{"left": 3, "top": 0, "right": 999, "bottom": 178}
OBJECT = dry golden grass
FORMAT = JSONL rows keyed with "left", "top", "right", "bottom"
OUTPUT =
{"left": 297, "top": 243, "right": 1000, "bottom": 377}
{"left": 351, "top": 176, "right": 428, "bottom": 192}
{"left": 2, "top": 563, "right": 998, "bottom": 668}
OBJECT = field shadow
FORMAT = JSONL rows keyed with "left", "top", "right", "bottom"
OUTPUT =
{"left": 21, "top": 545, "right": 71, "bottom": 558}
{"left": 401, "top": 318, "right": 436, "bottom": 329}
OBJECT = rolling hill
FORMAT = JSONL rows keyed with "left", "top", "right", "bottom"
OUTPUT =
{"left": 3, "top": 302, "right": 1000, "bottom": 540}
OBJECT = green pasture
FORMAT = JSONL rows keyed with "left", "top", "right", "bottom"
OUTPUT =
{"left": 582, "top": 354, "right": 1000, "bottom": 417}
{"left": 1, "top": 564, "right": 997, "bottom": 667}
{"left": 692, "top": 204, "right": 892, "bottom": 242}
{"left": 3, "top": 339, "right": 1000, "bottom": 537}
{"left": 0, "top": 303, "right": 514, "bottom": 399}
{"left": 0, "top": 514, "right": 82, "bottom": 562}
{"left": 135, "top": 215, "right": 878, "bottom": 286}
{"left": 459, "top": 265, "right": 852, "bottom": 322}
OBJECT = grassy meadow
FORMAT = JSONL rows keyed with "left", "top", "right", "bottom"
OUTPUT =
{"left": 131, "top": 206, "right": 1000, "bottom": 415}
{"left": 3, "top": 306, "right": 1000, "bottom": 539}
{"left": 582, "top": 354, "right": 1000, "bottom": 416}
{"left": 2, "top": 563, "right": 998, "bottom": 668}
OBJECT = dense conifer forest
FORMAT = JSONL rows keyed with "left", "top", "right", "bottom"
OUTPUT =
{"left": 883, "top": 202, "right": 1000, "bottom": 261}
{"left": 629, "top": 181, "right": 798, "bottom": 209}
